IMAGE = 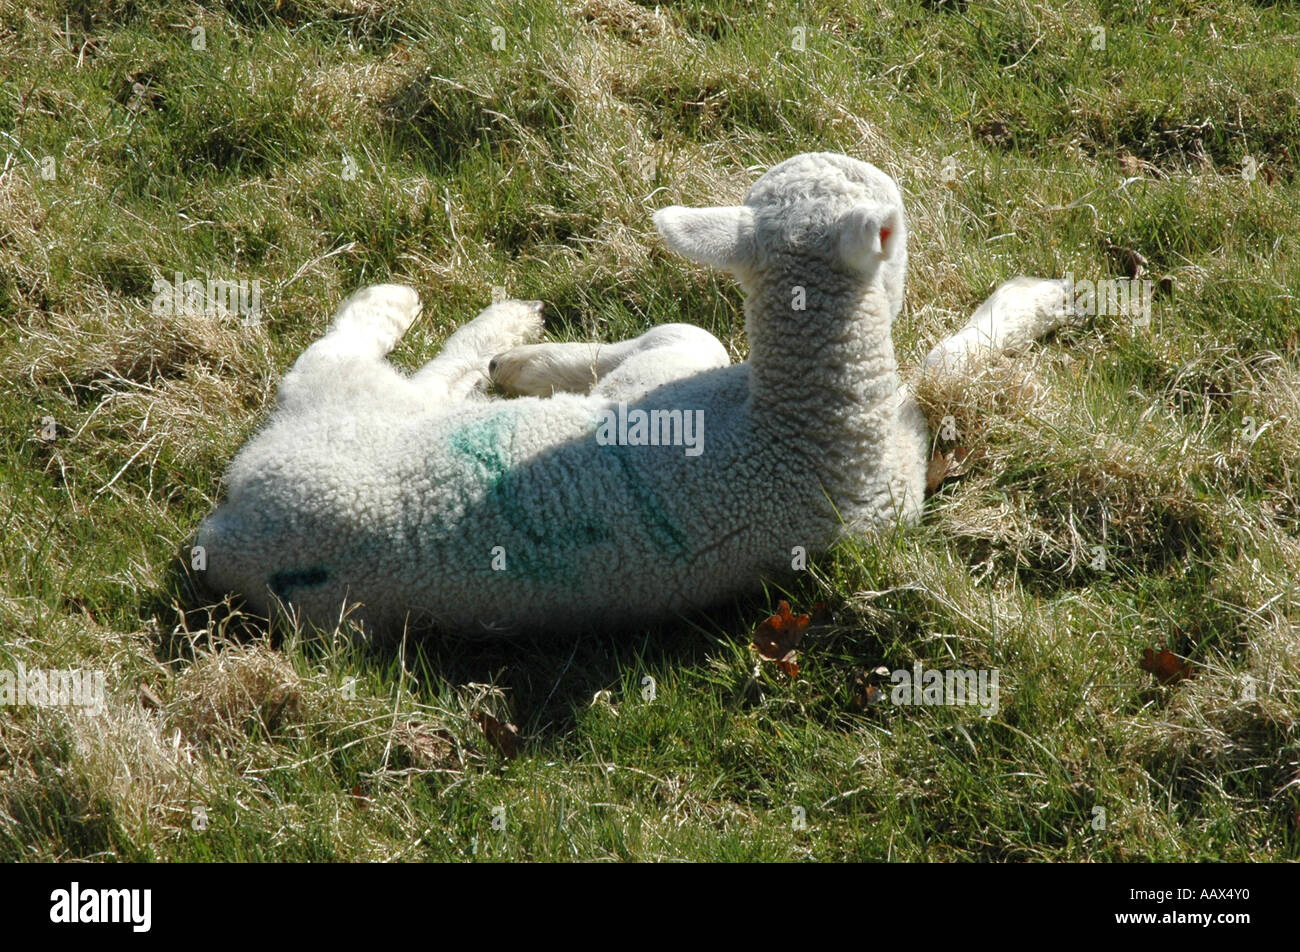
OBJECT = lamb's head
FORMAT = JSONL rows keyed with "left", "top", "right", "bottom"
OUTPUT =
{"left": 653, "top": 152, "right": 907, "bottom": 322}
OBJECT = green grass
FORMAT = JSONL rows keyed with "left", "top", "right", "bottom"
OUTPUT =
{"left": 1, "top": 0, "right": 1298, "bottom": 861}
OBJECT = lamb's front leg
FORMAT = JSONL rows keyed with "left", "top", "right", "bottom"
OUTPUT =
{"left": 490, "top": 323, "right": 729, "bottom": 397}
{"left": 410, "top": 299, "right": 545, "bottom": 402}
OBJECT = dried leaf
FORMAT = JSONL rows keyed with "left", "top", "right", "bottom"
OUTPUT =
{"left": 849, "top": 670, "right": 887, "bottom": 710}
{"left": 926, "top": 448, "right": 948, "bottom": 492}
{"left": 1140, "top": 647, "right": 1194, "bottom": 685}
{"left": 473, "top": 711, "right": 520, "bottom": 759}
{"left": 850, "top": 666, "right": 893, "bottom": 710}
{"left": 926, "top": 447, "right": 968, "bottom": 492}
{"left": 395, "top": 720, "right": 458, "bottom": 769}
{"left": 752, "top": 600, "right": 810, "bottom": 677}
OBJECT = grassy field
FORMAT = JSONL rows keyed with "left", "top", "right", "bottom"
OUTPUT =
{"left": 1, "top": 0, "right": 1298, "bottom": 861}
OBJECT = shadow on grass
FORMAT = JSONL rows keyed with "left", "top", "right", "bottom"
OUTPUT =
{"left": 143, "top": 540, "right": 763, "bottom": 743}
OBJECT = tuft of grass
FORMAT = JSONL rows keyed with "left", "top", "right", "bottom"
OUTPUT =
{"left": 1, "top": 0, "right": 1297, "bottom": 861}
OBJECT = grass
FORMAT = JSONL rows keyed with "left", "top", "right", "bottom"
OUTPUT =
{"left": 1, "top": 0, "right": 1298, "bottom": 861}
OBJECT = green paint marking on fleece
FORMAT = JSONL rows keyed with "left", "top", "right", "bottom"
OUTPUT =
{"left": 447, "top": 413, "right": 611, "bottom": 581}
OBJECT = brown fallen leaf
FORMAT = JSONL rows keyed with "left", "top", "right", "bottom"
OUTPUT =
{"left": 395, "top": 720, "right": 459, "bottom": 770}
{"left": 350, "top": 784, "right": 370, "bottom": 809}
{"left": 850, "top": 665, "right": 892, "bottom": 710}
{"left": 1102, "top": 239, "right": 1149, "bottom": 279}
{"left": 1140, "top": 647, "right": 1194, "bottom": 685}
{"left": 1118, "top": 152, "right": 1144, "bottom": 176}
{"left": 926, "top": 448, "right": 949, "bottom": 492}
{"left": 752, "top": 600, "right": 811, "bottom": 677}
{"left": 119, "top": 73, "right": 163, "bottom": 113}
{"left": 926, "top": 446, "right": 969, "bottom": 492}
{"left": 473, "top": 711, "right": 520, "bottom": 759}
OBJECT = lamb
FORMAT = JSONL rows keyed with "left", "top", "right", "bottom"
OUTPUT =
{"left": 194, "top": 152, "right": 1072, "bottom": 637}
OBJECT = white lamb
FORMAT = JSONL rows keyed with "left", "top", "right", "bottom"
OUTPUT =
{"left": 195, "top": 152, "right": 1071, "bottom": 637}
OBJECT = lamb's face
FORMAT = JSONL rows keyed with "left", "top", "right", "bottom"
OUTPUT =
{"left": 654, "top": 152, "right": 908, "bottom": 321}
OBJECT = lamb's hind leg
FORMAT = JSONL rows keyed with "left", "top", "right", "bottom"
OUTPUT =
{"left": 922, "top": 276, "right": 1074, "bottom": 376}
{"left": 410, "top": 299, "right": 545, "bottom": 402}
{"left": 897, "top": 276, "right": 1075, "bottom": 519}
{"left": 277, "top": 283, "right": 422, "bottom": 411}
{"left": 491, "top": 324, "right": 730, "bottom": 398}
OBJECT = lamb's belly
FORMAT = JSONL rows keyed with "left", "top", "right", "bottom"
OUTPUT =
{"left": 221, "top": 400, "right": 788, "bottom": 633}
{"left": 382, "top": 449, "right": 743, "bottom": 629}
{"left": 365, "top": 421, "right": 782, "bottom": 630}
{"left": 392, "top": 499, "right": 775, "bottom": 631}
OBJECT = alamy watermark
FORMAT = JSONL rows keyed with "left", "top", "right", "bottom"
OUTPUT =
{"left": 0, "top": 663, "right": 106, "bottom": 711}
{"left": 594, "top": 401, "right": 705, "bottom": 457}
{"left": 888, "top": 663, "right": 999, "bottom": 717}
{"left": 50, "top": 882, "right": 150, "bottom": 932}
{"left": 151, "top": 271, "right": 263, "bottom": 325}
{"left": 1062, "top": 271, "right": 1153, "bottom": 327}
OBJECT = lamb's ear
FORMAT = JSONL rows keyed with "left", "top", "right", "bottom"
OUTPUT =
{"left": 653, "top": 205, "right": 755, "bottom": 271}
{"left": 838, "top": 203, "right": 904, "bottom": 270}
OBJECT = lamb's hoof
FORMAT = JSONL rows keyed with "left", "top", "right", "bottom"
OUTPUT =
{"left": 475, "top": 299, "right": 546, "bottom": 348}
{"left": 343, "top": 283, "right": 423, "bottom": 334}
{"left": 993, "top": 276, "right": 1075, "bottom": 323}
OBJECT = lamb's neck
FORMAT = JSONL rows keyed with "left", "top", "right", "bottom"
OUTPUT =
{"left": 745, "top": 278, "right": 903, "bottom": 446}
